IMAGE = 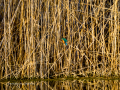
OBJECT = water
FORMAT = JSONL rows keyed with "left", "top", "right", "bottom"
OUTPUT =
{"left": 0, "top": 78, "right": 120, "bottom": 90}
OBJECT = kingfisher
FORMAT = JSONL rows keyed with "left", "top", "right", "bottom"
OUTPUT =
{"left": 62, "top": 38, "right": 67, "bottom": 45}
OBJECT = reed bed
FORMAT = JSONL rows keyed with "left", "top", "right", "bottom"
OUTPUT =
{"left": 0, "top": 0, "right": 120, "bottom": 80}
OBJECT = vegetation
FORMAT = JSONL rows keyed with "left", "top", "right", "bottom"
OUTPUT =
{"left": 0, "top": 0, "right": 120, "bottom": 80}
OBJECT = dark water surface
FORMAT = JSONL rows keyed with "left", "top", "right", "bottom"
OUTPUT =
{"left": 0, "top": 78, "right": 120, "bottom": 90}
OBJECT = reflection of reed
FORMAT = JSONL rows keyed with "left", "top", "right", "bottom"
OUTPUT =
{"left": 0, "top": 0, "right": 120, "bottom": 79}
{"left": 0, "top": 79, "right": 120, "bottom": 90}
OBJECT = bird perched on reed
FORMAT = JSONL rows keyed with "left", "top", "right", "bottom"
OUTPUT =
{"left": 62, "top": 38, "right": 67, "bottom": 45}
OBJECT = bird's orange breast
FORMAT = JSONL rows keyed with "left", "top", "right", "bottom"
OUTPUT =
{"left": 62, "top": 40, "right": 65, "bottom": 43}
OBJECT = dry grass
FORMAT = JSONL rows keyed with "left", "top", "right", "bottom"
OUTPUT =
{"left": 0, "top": 0, "right": 120, "bottom": 80}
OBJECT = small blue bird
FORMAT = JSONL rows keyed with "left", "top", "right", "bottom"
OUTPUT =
{"left": 62, "top": 38, "right": 67, "bottom": 45}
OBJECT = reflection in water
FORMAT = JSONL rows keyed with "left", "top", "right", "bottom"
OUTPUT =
{"left": 0, "top": 79, "right": 120, "bottom": 90}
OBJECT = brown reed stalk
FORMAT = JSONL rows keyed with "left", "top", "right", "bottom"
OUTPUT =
{"left": 4, "top": 0, "right": 7, "bottom": 79}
